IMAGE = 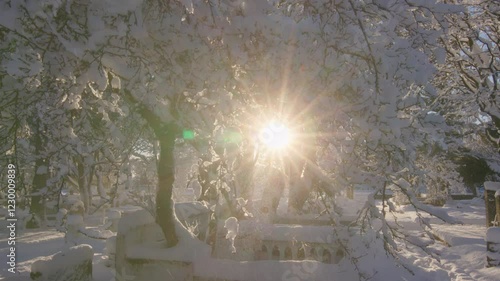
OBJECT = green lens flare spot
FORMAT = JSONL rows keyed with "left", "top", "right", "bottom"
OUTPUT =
{"left": 183, "top": 130, "right": 195, "bottom": 140}
{"left": 225, "top": 132, "right": 242, "bottom": 144}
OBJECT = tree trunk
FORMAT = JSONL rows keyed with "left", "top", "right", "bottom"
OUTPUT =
{"left": 77, "top": 159, "right": 90, "bottom": 214}
{"left": 156, "top": 128, "right": 179, "bottom": 247}
{"left": 29, "top": 124, "right": 49, "bottom": 228}
{"left": 29, "top": 157, "right": 49, "bottom": 228}
{"left": 121, "top": 89, "right": 179, "bottom": 246}
{"left": 234, "top": 145, "right": 258, "bottom": 200}
{"left": 287, "top": 161, "right": 305, "bottom": 213}
{"left": 261, "top": 166, "right": 285, "bottom": 216}
{"left": 87, "top": 157, "right": 96, "bottom": 209}
{"left": 346, "top": 186, "right": 354, "bottom": 200}
{"left": 287, "top": 119, "right": 316, "bottom": 213}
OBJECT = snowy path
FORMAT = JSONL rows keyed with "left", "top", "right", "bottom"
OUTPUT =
{"left": 429, "top": 207, "right": 498, "bottom": 281}
{"left": 423, "top": 224, "right": 487, "bottom": 281}
{"left": 395, "top": 199, "right": 500, "bottom": 281}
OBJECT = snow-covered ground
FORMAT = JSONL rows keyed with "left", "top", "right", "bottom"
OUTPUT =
{"left": 0, "top": 224, "right": 113, "bottom": 281}
{"left": 1, "top": 198, "right": 500, "bottom": 281}
{"left": 393, "top": 198, "right": 498, "bottom": 281}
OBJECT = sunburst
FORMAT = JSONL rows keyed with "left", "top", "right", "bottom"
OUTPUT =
{"left": 259, "top": 121, "right": 292, "bottom": 151}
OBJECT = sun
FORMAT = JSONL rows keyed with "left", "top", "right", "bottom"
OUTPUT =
{"left": 259, "top": 121, "right": 292, "bottom": 150}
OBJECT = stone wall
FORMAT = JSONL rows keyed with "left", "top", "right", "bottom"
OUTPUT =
{"left": 114, "top": 209, "right": 341, "bottom": 281}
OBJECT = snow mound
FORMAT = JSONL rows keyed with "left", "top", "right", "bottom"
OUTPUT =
{"left": 31, "top": 244, "right": 93, "bottom": 281}
{"left": 79, "top": 227, "right": 114, "bottom": 239}
{"left": 123, "top": 209, "right": 211, "bottom": 263}
{"left": 469, "top": 197, "right": 484, "bottom": 206}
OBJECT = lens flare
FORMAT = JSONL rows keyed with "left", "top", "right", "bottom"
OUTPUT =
{"left": 259, "top": 121, "right": 291, "bottom": 150}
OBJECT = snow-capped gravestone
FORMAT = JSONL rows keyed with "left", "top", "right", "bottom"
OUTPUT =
{"left": 486, "top": 227, "right": 500, "bottom": 267}
{"left": 105, "top": 209, "right": 121, "bottom": 232}
{"left": 66, "top": 200, "right": 85, "bottom": 245}
{"left": 104, "top": 236, "right": 116, "bottom": 268}
{"left": 55, "top": 208, "right": 67, "bottom": 232}
{"left": 485, "top": 181, "right": 500, "bottom": 227}
{"left": 30, "top": 244, "right": 93, "bottom": 281}
{"left": 66, "top": 215, "right": 84, "bottom": 244}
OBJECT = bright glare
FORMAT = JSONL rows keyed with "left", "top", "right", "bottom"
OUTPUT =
{"left": 259, "top": 121, "right": 291, "bottom": 150}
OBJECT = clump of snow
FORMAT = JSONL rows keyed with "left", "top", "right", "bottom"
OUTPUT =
{"left": 487, "top": 161, "right": 500, "bottom": 174}
{"left": 117, "top": 209, "right": 155, "bottom": 234}
{"left": 106, "top": 209, "right": 122, "bottom": 220}
{"left": 485, "top": 182, "right": 500, "bottom": 192}
{"left": 31, "top": 244, "right": 93, "bottom": 281}
{"left": 487, "top": 227, "right": 500, "bottom": 244}
{"left": 224, "top": 217, "right": 239, "bottom": 254}
{"left": 470, "top": 197, "right": 485, "bottom": 206}
{"left": 79, "top": 227, "right": 114, "bottom": 240}
{"left": 412, "top": 200, "right": 463, "bottom": 224}
{"left": 110, "top": 75, "right": 121, "bottom": 89}
{"left": 175, "top": 201, "right": 210, "bottom": 221}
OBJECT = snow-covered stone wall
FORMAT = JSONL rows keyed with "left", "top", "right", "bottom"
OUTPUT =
{"left": 114, "top": 209, "right": 348, "bottom": 281}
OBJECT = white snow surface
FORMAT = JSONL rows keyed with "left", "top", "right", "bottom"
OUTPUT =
{"left": 485, "top": 181, "right": 500, "bottom": 191}
{"left": 0, "top": 228, "right": 113, "bottom": 281}
{"left": 123, "top": 209, "right": 212, "bottom": 263}
{"left": 487, "top": 227, "right": 500, "bottom": 244}
{"left": 30, "top": 244, "right": 93, "bottom": 279}
{"left": 1, "top": 200, "right": 500, "bottom": 281}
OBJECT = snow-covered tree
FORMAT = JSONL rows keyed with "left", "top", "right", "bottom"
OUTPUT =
{"left": 426, "top": 0, "right": 500, "bottom": 193}
{"left": 438, "top": 0, "right": 499, "bottom": 151}
{"left": 1, "top": 2, "right": 467, "bottom": 269}
{"left": 0, "top": 0, "right": 146, "bottom": 224}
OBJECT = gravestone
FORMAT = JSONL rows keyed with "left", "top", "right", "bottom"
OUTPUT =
{"left": 486, "top": 227, "right": 500, "bottom": 267}
{"left": 485, "top": 182, "right": 500, "bottom": 227}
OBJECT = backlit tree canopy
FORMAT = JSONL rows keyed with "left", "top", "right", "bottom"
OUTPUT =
{"left": 1, "top": 0, "right": 491, "bottom": 256}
